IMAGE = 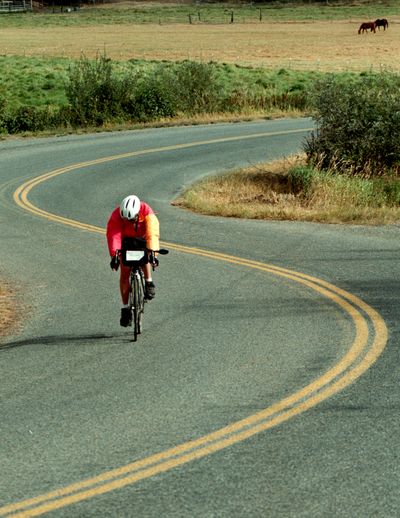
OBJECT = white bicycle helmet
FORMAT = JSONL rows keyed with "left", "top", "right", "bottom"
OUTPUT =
{"left": 120, "top": 195, "right": 141, "bottom": 220}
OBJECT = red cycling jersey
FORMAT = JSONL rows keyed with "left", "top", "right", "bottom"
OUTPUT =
{"left": 106, "top": 201, "right": 160, "bottom": 257}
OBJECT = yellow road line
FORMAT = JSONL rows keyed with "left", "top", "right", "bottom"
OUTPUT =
{"left": 2, "top": 131, "right": 388, "bottom": 517}
{"left": 13, "top": 127, "right": 312, "bottom": 224}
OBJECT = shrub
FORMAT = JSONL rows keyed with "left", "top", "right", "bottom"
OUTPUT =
{"left": 304, "top": 72, "right": 400, "bottom": 176}
{"left": 1, "top": 103, "right": 71, "bottom": 134}
{"left": 131, "top": 82, "right": 176, "bottom": 121}
{"left": 4, "top": 106, "right": 49, "bottom": 133}
{"left": 123, "top": 69, "right": 177, "bottom": 121}
{"left": 0, "top": 96, "right": 7, "bottom": 133}
{"left": 125, "top": 61, "right": 224, "bottom": 119}
{"left": 173, "top": 61, "right": 223, "bottom": 114}
{"left": 65, "top": 53, "right": 135, "bottom": 126}
{"left": 51, "top": 105, "right": 73, "bottom": 129}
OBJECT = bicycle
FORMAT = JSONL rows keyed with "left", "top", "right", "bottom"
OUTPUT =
{"left": 114, "top": 239, "right": 169, "bottom": 342}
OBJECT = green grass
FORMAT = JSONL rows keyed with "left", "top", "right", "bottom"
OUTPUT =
{"left": 0, "top": 55, "right": 328, "bottom": 111}
{"left": 0, "top": 56, "right": 70, "bottom": 108}
{"left": 0, "top": 1, "right": 398, "bottom": 28}
{"left": 290, "top": 166, "right": 400, "bottom": 209}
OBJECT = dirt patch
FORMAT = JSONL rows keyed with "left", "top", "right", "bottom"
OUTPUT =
{"left": 0, "top": 20, "right": 399, "bottom": 71}
{"left": 0, "top": 284, "right": 20, "bottom": 340}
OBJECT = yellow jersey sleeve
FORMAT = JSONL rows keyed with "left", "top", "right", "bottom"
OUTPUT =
{"left": 145, "top": 213, "right": 160, "bottom": 251}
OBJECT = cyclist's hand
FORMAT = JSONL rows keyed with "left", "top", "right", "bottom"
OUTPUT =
{"left": 110, "top": 254, "right": 120, "bottom": 271}
{"left": 148, "top": 251, "right": 159, "bottom": 268}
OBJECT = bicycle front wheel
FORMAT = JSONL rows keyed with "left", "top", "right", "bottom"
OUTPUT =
{"left": 132, "top": 272, "right": 145, "bottom": 341}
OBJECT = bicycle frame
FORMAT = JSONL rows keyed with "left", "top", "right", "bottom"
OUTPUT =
{"left": 128, "top": 265, "right": 146, "bottom": 342}
{"left": 114, "top": 245, "right": 169, "bottom": 341}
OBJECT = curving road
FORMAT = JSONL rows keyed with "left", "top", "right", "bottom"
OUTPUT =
{"left": 0, "top": 119, "right": 399, "bottom": 517}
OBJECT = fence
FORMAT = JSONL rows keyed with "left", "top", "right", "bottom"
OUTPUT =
{"left": 0, "top": 0, "right": 31, "bottom": 12}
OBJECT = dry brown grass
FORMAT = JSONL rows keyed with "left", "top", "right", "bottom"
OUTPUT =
{"left": 174, "top": 156, "right": 400, "bottom": 225}
{"left": 1, "top": 20, "right": 400, "bottom": 71}
{"left": 0, "top": 285, "right": 19, "bottom": 339}
{"left": 173, "top": 156, "right": 305, "bottom": 219}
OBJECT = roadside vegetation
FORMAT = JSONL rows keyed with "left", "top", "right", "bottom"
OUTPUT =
{"left": 177, "top": 71, "right": 400, "bottom": 225}
{"left": 0, "top": 54, "right": 318, "bottom": 133}
{"left": 175, "top": 155, "right": 400, "bottom": 225}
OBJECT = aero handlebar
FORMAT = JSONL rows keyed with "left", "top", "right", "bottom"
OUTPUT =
{"left": 114, "top": 248, "right": 169, "bottom": 271}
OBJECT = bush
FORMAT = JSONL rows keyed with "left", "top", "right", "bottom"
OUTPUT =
{"left": 0, "top": 96, "right": 7, "bottom": 133}
{"left": 1, "top": 103, "right": 71, "bottom": 134}
{"left": 65, "top": 57, "right": 223, "bottom": 125}
{"left": 132, "top": 82, "right": 176, "bottom": 121}
{"left": 3, "top": 106, "right": 49, "bottom": 133}
{"left": 173, "top": 61, "right": 223, "bottom": 114}
{"left": 304, "top": 72, "right": 400, "bottom": 176}
{"left": 123, "top": 69, "right": 177, "bottom": 121}
{"left": 124, "top": 61, "right": 223, "bottom": 119}
{"left": 66, "top": 53, "right": 135, "bottom": 126}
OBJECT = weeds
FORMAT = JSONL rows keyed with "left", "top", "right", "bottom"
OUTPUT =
{"left": 176, "top": 157, "right": 400, "bottom": 225}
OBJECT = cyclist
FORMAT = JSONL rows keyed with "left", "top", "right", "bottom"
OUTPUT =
{"left": 107, "top": 194, "right": 160, "bottom": 327}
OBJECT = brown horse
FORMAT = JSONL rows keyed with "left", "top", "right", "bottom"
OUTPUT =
{"left": 358, "top": 21, "right": 376, "bottom": 34}
{"left": 375, "top": 18, "right": 389, "bottom": 30}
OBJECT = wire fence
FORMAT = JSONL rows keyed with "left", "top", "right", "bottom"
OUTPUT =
{"left": 0, "top": 0, "right": 31, "bottom": 12}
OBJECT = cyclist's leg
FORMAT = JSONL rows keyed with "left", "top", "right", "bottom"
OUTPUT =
{"left": 141, "top": 263, "right": 155, "bottom": 300}
{"left": 120, "top": 263, "right": 131, "bottom": 305}
{"left": 141, "top": 262, "right": 152, "bottom": 282}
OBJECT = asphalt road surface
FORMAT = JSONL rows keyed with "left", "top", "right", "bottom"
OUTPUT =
{"left": 0, "top": 119, "right": 399, "bottom": 517}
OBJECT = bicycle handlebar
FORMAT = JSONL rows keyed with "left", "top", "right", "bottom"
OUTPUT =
{"left": 114, "top": 247, "right": 169, "bottom": 271}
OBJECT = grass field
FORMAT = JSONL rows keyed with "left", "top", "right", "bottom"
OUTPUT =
{"left": 1, "top": 2, "right": 399, "bottom": 26}
{"left": 0, "top": 5, "right": 399, "bottom": 72}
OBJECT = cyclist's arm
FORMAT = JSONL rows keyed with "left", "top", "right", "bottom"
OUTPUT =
{"left": 144, "top": 213, "right": 160, "bottom": 252}
{"left": 106, "top": 209, "right": 123, "bottom": 257}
